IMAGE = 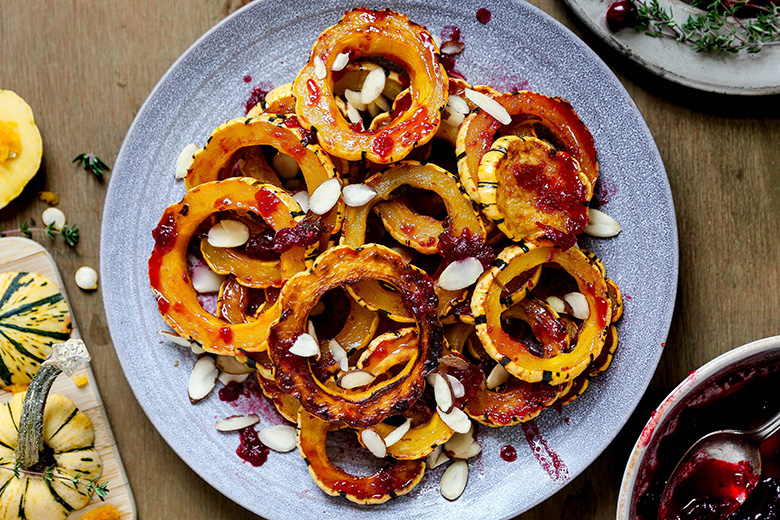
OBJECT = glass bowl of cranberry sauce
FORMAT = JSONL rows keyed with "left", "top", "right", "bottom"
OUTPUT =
{"left": 618, "top": 335, "right": 780, "bottom": 520}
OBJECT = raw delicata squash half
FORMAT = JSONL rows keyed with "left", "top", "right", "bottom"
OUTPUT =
{"left": 0, "top": 272, "right": 71, "bottom": 388}
{"left": 0, "top": 90, "right": 43, "bottom": 210}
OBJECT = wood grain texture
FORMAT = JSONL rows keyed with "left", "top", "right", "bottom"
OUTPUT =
{"left": 1, "top": 1, "right": 779, "bottom": 519}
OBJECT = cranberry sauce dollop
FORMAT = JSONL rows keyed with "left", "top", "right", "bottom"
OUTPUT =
{"left": 236, "top": 426, "right": 269, "bottom": 467}
{"left": 437, "top": 220, "right": 496, "bottom": 269}
{"left": 635, "top": 364, "right": 780, "bottom": 520}
{"left": 242, "top": 216, "right": 326, "bottom": 257}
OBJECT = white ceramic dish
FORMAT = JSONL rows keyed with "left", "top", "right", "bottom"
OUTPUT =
{"left": 564, "top": 0, "right": 780, "bottom": 95}
{"left": 618, "top": 335, "right": 780, "bottom": 519}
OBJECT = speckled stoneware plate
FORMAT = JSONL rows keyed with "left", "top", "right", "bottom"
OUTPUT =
{"left": 101, "top": 1, "right": 678, "bottom": 518}
{"left": 564, "top": 0, "right": 780, "bottom": 95}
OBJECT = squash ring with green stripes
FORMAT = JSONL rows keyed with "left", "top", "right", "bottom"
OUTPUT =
{"left": 476, "top": 136, "right": 592, "bottom": 244}
{"left": 471, "top": 242, "right": 611, "bottom": 386}
{"left": 0, "top": 272, "right": 71, "bottom": 389}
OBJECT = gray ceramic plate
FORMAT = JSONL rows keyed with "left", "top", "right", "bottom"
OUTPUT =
{"left": 101, "top": 1, "right": 678, "bottom": 518}
{"left": 564, "top": 0, "right": 780, "bottom": 95}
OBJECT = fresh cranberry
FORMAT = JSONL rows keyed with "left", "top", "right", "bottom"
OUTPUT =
{"left": 606, "top": 0, "right": 638, "bottom": 32}
{"left": 244, "top": 86, "right": 268, "bottom": 114}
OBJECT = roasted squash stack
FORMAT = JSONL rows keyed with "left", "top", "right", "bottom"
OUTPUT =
{"left": 150, "top": 8, "right": 622, "bottom": 503}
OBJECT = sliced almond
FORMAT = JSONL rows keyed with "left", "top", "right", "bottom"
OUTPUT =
{"left": 464, "top": 88, "right": 512, "bottom": 125}
{"left": 42, "top": 207, "right": 66, "bottom": 230}
{"left": 373, "top": 94, "right": 391, "bottom": 112}
{"left": 432, "top": 35, "right": 443, "bottom": 48}
{"left": 338, "top": 369, "right": 376, "bottom": 389}
{"left": 175, "top": 143, "right": 200, "bottom": 180}
{"left": 346, "top": 102, "right": 362, "bottom": 124}
{"left": 307, "top": 320, "right": 319, "bottom": 344}
{"left": 158, "top": 329, "right": 194, "bottom": 348}
{"left": 289, "top": 333, "right": 320, "bottom": 357}
{"left": 563, "top": 292, "right": 590, "bottom": 320}
{"left": 486, "top": 363, "right": 510, "bottom": 390}
{"left": 447, "top": 438, "right": 482, "bottom": 460}
{"left": 191, "top": 265, "right": 225, "bottom": 293}
{"left": 438, "top": 406, "right": 472, "bottom": 434}
{"left": 361, "top": 428, "right": 387, "bottom": 458}
{"left": 292, "top": 190, "right": 310, "bottom": 213}
{"left": 328, "top": 339, "right": 349, "bottom": 372}
{"left": 332, "top": 52, "right": 350, "bottom": 72}
{"left": 383, "top": 418, "right": 412, "bottom": 447}
{"left": 309, "top": 178, "right": 342, "bottom": 215}
{"left": 427, "top": 445, "right": 450, "bottom": 469}
{"left": 440, "top": 355, "right": 470, "bottom": 371}
{"left": 446, "top": 374, "right": 465, "bottom": 398}
{"left": 546, "top": 295, "right": 565, "bottom": 314}
{"left": 344, "top": 89, "right": 366, "bottom": 111}
{"left": 441, "top": 40, "right": 465, "bottom": 55}
{"left": 259, "top": 424, "right": 297, "bottom": 452}
{"left": 215, "top": 355, "right": 254, "bottom": 375}
{"left": 584, "top": 208, "right": 622, "bottom": 237}
{"left": 434, "top": 373, "right": 455, "bottom": 414}
{"left": 272, "top": 153, "right": 300, "bottom": 180}
{"left": 342, "top": 183, "right": 377, "bottom": 207}
{"left": 189, "top": 355, "right": 218, "bottom": 403}
{"left": 447, "top": 95, "right": 469, "bottom": 115}
{"left": 444, "top": 110, "right": 465, "bottom": 128}
{"left": 443, "top": 425, "right": 475, "bottom": 456}
{"left": 215, "top": 414, "right": 260, "bottom": 432}
{"left": 208, "top": 220, "right": 250, "bottom": 248}
{"left": 366, "top": 101, "right": 381, "bottom": 118}
{"left": 440, "top": 460, "right": 469, "bottom": 500}
{"left": 360, "top": 67, "right": 386, "bottom": 105}
{"left": 313, "top": 56, "right": 327, "bottom": 79}
{"left": 218, "top": 372, "right": 250, "bottom": 385}
{"left": 438, "top": 257, "right": 484, "bottom": 291}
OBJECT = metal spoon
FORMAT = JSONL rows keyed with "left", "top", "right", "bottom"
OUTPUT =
{"left": 658, "top": 409, "right": 780, "bottom": 520}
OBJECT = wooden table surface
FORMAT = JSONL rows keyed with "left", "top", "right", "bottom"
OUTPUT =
{"left": 1, "top": 1, "right": 779, "bottom": 518}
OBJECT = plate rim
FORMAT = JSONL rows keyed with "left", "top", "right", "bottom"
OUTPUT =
{"left": 100, "top": 0, "right": 679, "bottom": 518}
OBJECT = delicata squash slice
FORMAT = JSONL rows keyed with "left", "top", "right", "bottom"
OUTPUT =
{"left": 456, "top": 90, "right": 598, "bottom": 204}
{"left": 148, "top": 178, "right": 311, "bottom": 354}
{"left": 297, "top": 409, "right": 426, "bottom": 504}
{"left": 267, "top": 244, "right": 442, "bottom": 428}
{"left": 184, "top": 112, "right": 344, "bottom": 233}
{"left": 340, "top": 161, "right": 484, "bottom": 253}
{"left": 0, "top": 90, "right": 43, "bottom": 210}
{"left": 471, "top": 242, "right": 611, "bottom": 385}
{"left": 477, "top": 136, "right": 592, "bottom": 244}
{"left": 293, "top": 8, "right": 448, "bottom": 163}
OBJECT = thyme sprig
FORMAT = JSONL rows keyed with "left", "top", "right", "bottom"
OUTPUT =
{"left": 73, "top": 153, "right": 110, "bottom": 178}
{"left": 0, "top": 460, "right": 109, "bottom": 501}
{"left": 633, "top": 0, "right": 780, "bottom": 53}
{"left": 0, "top": 221, "right": 80, "bottom": 246}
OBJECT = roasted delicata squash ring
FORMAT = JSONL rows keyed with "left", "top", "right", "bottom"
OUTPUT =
{"left": 147, "top": 178, "right": 309, "bottom": 354}
{"left": 501, "top": 299, "right": 571, "bottom": 358}
{"left": 456, "top": 90, "right": 598, "bottom": 203}
{"left": 297, "top": 409, "right": 426, "bottom": 504}
{"left": 248, "top": 83, "right": 297, "bottom": 117}
{"left": 471, "top": 242, "right": 611, "bottom": 385}
{"left": 217, "top": 276, "right": 250, "bottom": 324}
{"left": 268, "top": 244, "right": 442, "bottom": 428}
{"left": 478, "top": 136, "right": 591, "bottom": 243}
{"left": 184, "top": 113, "right": 344, "bottom": 233}
{"left": 257, "top": 372, "right": 301, "bottom": 424}
{"left": 333, "top": 61, "right": 407, "bottom": 102}
{"left": 341, "top": 161, "right": 484, "bottom": 253}
{"left": 465, "top": 375, "right": 570, "bottom": 427}
{"left": 332, "top": 291, "right": 380, "bottom": 352}
{"left": 348, "top": 278, "right": 464, "bottom": 323}
{"left": 606, "top": 279, "right": 623, "bottom": 323}
{"left": 293, "top": 8, "right": 448, "bottom": 163}
{"left": 201, "top": 239, "right": 284, "bottom": 289}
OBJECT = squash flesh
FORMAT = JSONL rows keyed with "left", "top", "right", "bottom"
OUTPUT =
{"left": 0, "top": 91, "right": 42, "bottom": 210}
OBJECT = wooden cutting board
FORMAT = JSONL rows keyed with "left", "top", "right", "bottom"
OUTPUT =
{"left": 0, "top": 237, "right": 136, "bottom": 519}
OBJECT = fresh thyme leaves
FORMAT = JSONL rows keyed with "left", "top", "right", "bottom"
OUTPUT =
{"left": 0, "top": 221, "right": 80, "bottom": 246}
{"left": 0, "top": 459, "right": 110, "bottom": 501}
{"left": 631, "top": 0, "right": 780, "bottom": 53}
{"left": 73, "top": 153, "right": 110, "bottom": 178}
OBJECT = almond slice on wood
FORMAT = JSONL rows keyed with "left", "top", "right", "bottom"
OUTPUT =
{"left": 189, "top": 355, "right": 218, "bottom": 403}
{"left": 361, "top": 428, "right": 387, "bottom": 458}
{"left": 259, "top": 424, "right": 297, "bottom": 452}
{"left": 383, "top": 418, "right": 412, "bottom": 447}
{"left": 440, "top": 460, "right": 469, "bottom": 500}
{"left": 215, "top": 414, "right": 260, "bottom": 432}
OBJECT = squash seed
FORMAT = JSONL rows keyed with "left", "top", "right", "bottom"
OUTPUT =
{"left": 215, "top": 414, "right": 260, "bottom": 432}
{"left": 259, "top": 424, "right": 297, "bottom": 452}
{"left": 440, "top": 460, "right": 469, "bottom": 500}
